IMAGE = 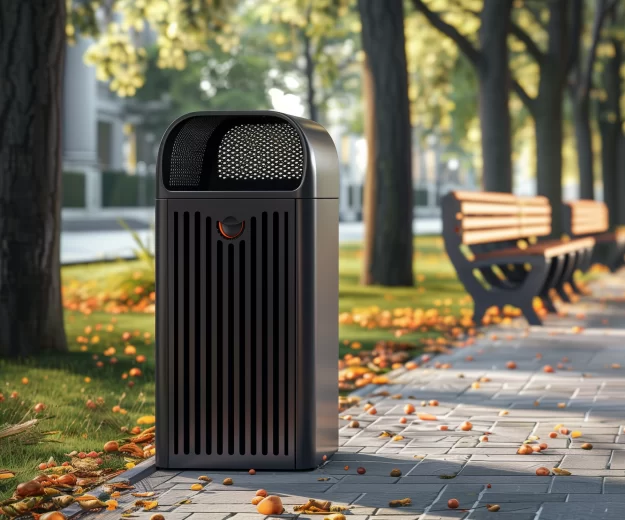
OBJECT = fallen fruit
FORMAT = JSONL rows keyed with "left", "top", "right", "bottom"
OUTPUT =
{"left": 536, "top": 467, "right": 550, "bottom": 476}
{"left": 543, "top": 365, "right": 555, "bottom": 373}
{"left": 190, "top": 484, "right": 203, "bottom": 491}
{"left": 349, "top": 421, "right": 360, "bottom": 428}
{"left": 487, "top": 504, "right": 501, "bottom": 512}
{"left": 539, "top": 443, "right": 548, "bottom": 450}
{"left": 417, "top": 412, "right": 437, "bottom": 421}
{"left": 357, "top": 467, "right": 366, "bottom": 475}
{"left": 257, "top": 495, "right": 284, "bottom": 515}
{"left": 437, "top": 425, "right": 449, "bottom": 431}
{"left": 479, "top": 435, "right": 489, "bottom": 442}
{"left": 248, "top": 469, "right": 256, "bottom": 475}
{"left": 104, "top": 441, "right": 119, "bottom": 453}
{"left": 447, "top": 498, "right": 459, "bottom": 509}
{"left": 390, "top": 468, "right": 402, "bottom": 477}
{"left": 506, "top": 361, "right": 517, "bottom": 370}
{"left": 16, "top": 480, "right": 44, "bottom": 497}
{"left": 429, "top": 400, "right": 439, "bottom": 406}
{"left": 399, "top": 417, "right": 407, "bottom": 424}
{"left": 150, "top": 515, "right": 165, "bottom": 520}
{"left": 459, "top": 421, "right": 473, "bottom": 431}
{"left": 256, "top": 489, "right": 268, "bottom": 497}
{"left": 404, "top": 403, "right": 415, "bottom": 414}
{"left": 581, "top": 443, "right": 593, "bottom": 450}
{"left": 549, "top": 432, "right": 558, "bottom": 439}
{"left": 34, "top": 403, "right": 46, "bottom": 413}
{"left": 198, "top": 476, "right": 212, "bottom": 482}
{"left": 222, "top": 478, "right": 233, "bottom": 485}
{"left": 251, "top": 496, "right": 264, "bottom": 505}
{"left": 517, "top": 445, "right": 533, "bottom": 455}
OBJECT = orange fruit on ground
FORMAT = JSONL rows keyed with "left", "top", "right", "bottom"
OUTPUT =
{"left": 256, "top": 496, "right": 283, "bottom": 515}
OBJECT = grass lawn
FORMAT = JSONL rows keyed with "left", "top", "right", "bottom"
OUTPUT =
{"left": 0, "top": 236, "right": 465, "bottom": 499}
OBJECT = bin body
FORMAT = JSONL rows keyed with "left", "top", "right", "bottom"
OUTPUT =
{"left": 155, "top": 111, "right": 338, "bottom": 470}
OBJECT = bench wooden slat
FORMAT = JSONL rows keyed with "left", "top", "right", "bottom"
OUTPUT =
{"left": 461, "top": 216, "right": 521, "bottom": 230}
{"left": 460, "top": 202, "right": 520, "bottom": 215}
{"left": 567, "top": 200, "right": 609, "bottom": 235}
{"left": 519, "top": 224, "right": 551, "bottom": 236}
{"left": 453, "top": 191, "right": 520, "bottom": 203}
{"left": 474, "top": 237, "right": 594, "bottom": 262}
{"left": 462, "top": 227, "right": 530, "bottom": 245}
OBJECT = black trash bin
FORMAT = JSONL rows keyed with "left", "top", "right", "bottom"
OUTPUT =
{"left": 155, "top": 111, "right": 339, "bottom": 470}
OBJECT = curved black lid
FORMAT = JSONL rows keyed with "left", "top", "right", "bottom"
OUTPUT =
{"left": 156, "top": 110, "right": 339, "bottom": 199}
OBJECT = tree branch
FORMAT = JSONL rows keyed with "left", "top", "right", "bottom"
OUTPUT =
{"left": 580, "top": 0, "right": 609, "bottom": 96}
{"left": 411, "top": 0, "right": 480, "bottom": 66}
{"left": 511, "top": 79, "right": 536, "bottom": 115}
{"left": 509, "top": 20, "right": 544, "bottom": 62}
{"left": 523, "top": 3, "right": 548, "bottom": 31}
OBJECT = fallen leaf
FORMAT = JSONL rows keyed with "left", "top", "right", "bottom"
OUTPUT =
{"left": 132, "top": 492, "right": 156, "bottom": 498}
{"left": 135, "top": 500, "right": 159, "bottom": 511}
{"left": 552, "top": 468, "right": 572, "bottom": 476}
{"left": 417, "top": 413, "right": 437, "bottom": 421}
{"left": 0, "top": 470, "right": 15, "bottom": 480}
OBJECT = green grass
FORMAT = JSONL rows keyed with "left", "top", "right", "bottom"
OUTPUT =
{"left": 0, "top": 236, "right": 463, "bottom": 499}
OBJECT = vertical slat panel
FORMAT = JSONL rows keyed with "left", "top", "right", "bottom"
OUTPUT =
{"left": 277, "top": 212, "right": 286, "bottom": 454}
{"left": 260, "top": 213, "right": 268, "bottom": 455}
{"left": 170, "top": 211, "right": 179, "bottom": 454}
{"left": 287, "top": 209, "right": 295, "bottom": 455}
{"left": 216, "top": 240, "right": 224, "bottom": 455}
{"left": 199, "top": 216, "right": 208, "bottom": 455}
{"left": 178, "top": 212, "right": 187, "bottom": 455}
{"left": 239, "top": 240, "right": 246, "bottom": 455}
{"left": 251, "top": 217, "right": 259, "bottom": 455}
{"left": 267, "top": 212, "right": 275, "bottom": 455}
{"left": 211, "top": 237, "right": 220, "bottom": 456}
{"left": 228, "top": 242, "right": 237, "bottom": 456}
{"left": 187, "top": 212, "right": 196, "bottom": 455}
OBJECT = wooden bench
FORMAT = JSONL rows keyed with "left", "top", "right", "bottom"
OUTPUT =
{"left": 442, "top": 191, "right": 595, "bottom": 326}
{"left": 564, "top": 200, "right": 625, "bottom": 274}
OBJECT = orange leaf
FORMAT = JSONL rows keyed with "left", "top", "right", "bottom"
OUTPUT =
{"left": 417, "top": 413, "right": 437, "bottom": 421}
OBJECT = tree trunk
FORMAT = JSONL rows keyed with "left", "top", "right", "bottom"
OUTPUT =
{"left": 477, "top": 0, "right": 512, "bottom": 193}
{"left": 572, "top": 94, "right": 594, "bottom": 199}
{"left": 302, "top": 31, "right": 319, "bottom": 122}
{"left": 360, "top": 56, "right": 377, "bottom": 285}
{"left": 535, "top": 0, "right": 568, "bottom": 237}
{"left": 0, "top": 0, "right": 68, "bottom": 357}
{"left": 598, "top": 38, "right": 622, "bottom": 230}
{"left": 358, "top": 0, "right": 414, "bottom": 286}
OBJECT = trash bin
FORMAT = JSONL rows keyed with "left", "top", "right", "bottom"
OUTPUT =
{"left": 155, "top": 111, "right": 339, "bottom": 470}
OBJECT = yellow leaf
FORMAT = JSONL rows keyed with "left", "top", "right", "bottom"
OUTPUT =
{"left": 137, "top": 415, "right": 156, "bottom": 425}
{"left": 571, "top": 431, "right": 582, "bottom": 438}
{"left": 135, "top": 500, "right": 158, "bottom": 511}
{"left": 552, "top": 468, "right": 572, "bottom": 476}
{"left": 0, "top": 471, "right": 15, "bottom": 480}
{"left": 106, "top": 500, "right": 118, "bottom": 511}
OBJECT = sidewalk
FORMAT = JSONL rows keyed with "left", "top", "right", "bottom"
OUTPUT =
{"left": 78, "top": 273, "right": 625, "bottom": 520}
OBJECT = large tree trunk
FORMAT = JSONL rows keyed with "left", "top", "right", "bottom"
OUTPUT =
{"left": 598, "top": 38, "right": 622, "bottom": 230}
{"left": 572, "top": 95, "right": 594, "bottom": 199}
{"left": 360, "top": 56, "right": 377, "bottom": 285}
{"left": 477, "top": 0, "right": 512, "bottom": 193}
{"left": 0, "top": 0, "right": 68, "bottom": 357}
{"left": 358, "top": 0, "right": 414, "bottom": 286}
{"left": 535, "top": 0, "right": 568, "bottom": 237}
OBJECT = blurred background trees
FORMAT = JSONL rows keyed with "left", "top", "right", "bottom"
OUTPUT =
{"left": 3, "top": 0, "right": 625, "bottom": 356}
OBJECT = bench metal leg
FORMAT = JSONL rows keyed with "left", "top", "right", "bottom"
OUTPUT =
{"left": 555, "top": 254, "right": 576, "bottom": 303}
{"left": 472, "top": 303, "right": 489, "bottom": 327}
{"left": 520, "top": 301, "right": 542, "bottom": 326}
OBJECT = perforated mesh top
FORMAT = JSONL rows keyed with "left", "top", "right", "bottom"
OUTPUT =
{"left": 169, "top": 117, "right": 220, "bottom": 189}
{"left": 217, "top": 123, "right": 304, "bottom": 181}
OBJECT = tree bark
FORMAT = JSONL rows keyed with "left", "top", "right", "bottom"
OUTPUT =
{"left": 598, "top": 37, "right": 622, "bottom": 229}
{"left": 0, "top": 0, "right": 68, "bottom": 357}
{"left": 361, "top": 56, "right": 377, "bottom": 285}
{"left": 412, "top": 0, "right": 514, "bottom": 193}
{"left": 477, "top": 0, "right": 513, "bottom": 193}
{"left": 358, "top": 0, "right": 414, "bottom": 286}
{"left": 572, "top": 95, "right": 594, "bottom": 199}
{"left": 569, "top": 0, "right": 606, "bottom": 200}
{"left": 302, "top": 30, "right": 319, "bottom": 123}
{"left": 512, "top": 0, "right": 569, "bottom": 237}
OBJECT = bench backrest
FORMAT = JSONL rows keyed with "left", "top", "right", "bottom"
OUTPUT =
{"left": 564, "top": 200, "right": 609, "bottom": 237}
{"left": 442, "top": 191, "right": 552, "bottom": 246}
